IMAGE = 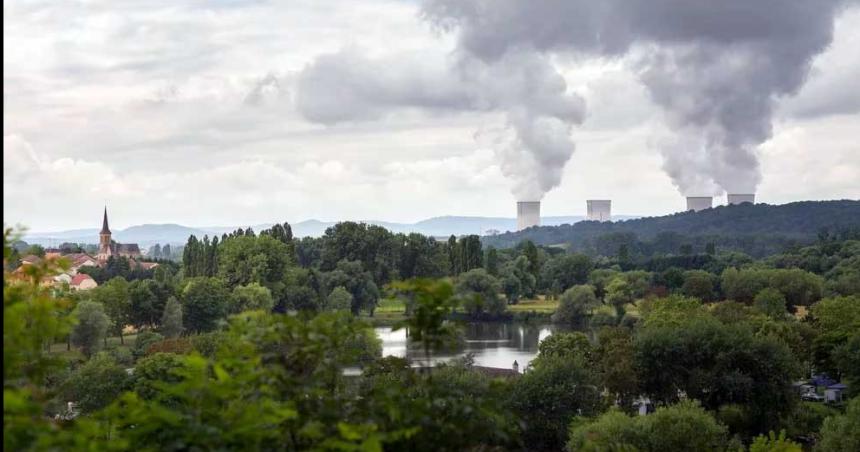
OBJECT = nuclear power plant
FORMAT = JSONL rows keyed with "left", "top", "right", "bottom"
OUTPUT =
{"left": 586, "top": 200, "right": 611, "bottom": 222}
{"left": 686, "top": 196, "right": 713, "bottom": 212}
{"left": 517, "top": 201, "right": 541, "bottom": 231}
{"left": 727, "top": 194, "right": 755, "bottom": 205}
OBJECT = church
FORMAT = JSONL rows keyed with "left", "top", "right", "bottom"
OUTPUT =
{"left": 96, "top": 207, "right": 141, "bottom": 263}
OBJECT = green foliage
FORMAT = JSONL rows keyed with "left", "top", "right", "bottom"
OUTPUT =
{"left": 326, "top": 286, "right": 353, "bottom": 311}
{"left": 682, "top": 269, "right": 716, "bottom": 301}
{"left": 541, "top": 253, "right": 594, "bottom": 294}
{"left": 749, "top": 430, "right": 801, "bottom": 452}
{"left": 217, "top": 233, "right": 292, "bottom": 294}
{"left": 133, "top": 331, "right": 164, "bottom": 360}
{"left": 755, "top": 288, "right": 788, "bottom": 319}
{"left": 389, "top": 278, "right": 460, "bottom": 362}
{"left": 779, "top": 402, "right": 839, "bottom": 445}
{"left": 70, "top": 300, "right": 110, "bottom": 357}
{"left": 552, "top": 285, "right": 599, "bottom": 327}
{"left": 811, "top": 296, "right": 860, "bottom": 378}
{"left": 59, "top": 353, "right": 132, "bottom": 414}
{"left": 456, "top": 268, "right": 504, "bottom": 317}
{"left": 88, "top": 276, "right": 131, "bottom": 341}
{"left": 132, "top": 352, "right": 187, "bottom": 401}
{"left": 816, "top": 397, "right": 860, "bottom": 452}
{"left": 322, "top": 259, "right": 380, "bottom": 315}
{"left": 634, "top": 315, "right": 797, "bottom": 434}
{"left": 160, "top": 296, "right": 183, "bottom": 338}
{"left": 508, "top": 357, "right": 603, "bottom": 451}
{"left": 501, "top": 255, "right": 537, "bottom": 302}
{"left": 129, "top": 278, "right": 169, "bottom": 329}
{"left": 229, "top": 282, "right": 274, "bottom": 314}
{"left": 722, "top": 267, "right": 823, "bottom": 308}
{"left": 181, "top": 277, "right": 230, "bottom": 333}
{"left": 535, "top": 332, "right": 593, "bottom": 364}
{"left": 595, "top": 327, "right": 639, "bottom": 410}
{"left": 567, "top": 401, "right": 728, "bottom": 452}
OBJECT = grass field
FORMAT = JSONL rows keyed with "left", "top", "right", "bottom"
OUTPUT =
{"left": 48, "top": 333, "right": 138, "bottom": 359}
{"left": 506, "top": 298, "right": 559, "bottom": 313}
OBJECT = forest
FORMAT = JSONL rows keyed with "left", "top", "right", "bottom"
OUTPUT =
{"left": 485, "top": 200, "right": 860, "bottom": 257}
{"left": 4, "top": 204, "right": 860, "bottom": 451}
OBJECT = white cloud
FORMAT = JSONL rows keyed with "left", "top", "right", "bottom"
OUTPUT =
{"left": 3, "top": 0, "right": 859, "bottom": 231}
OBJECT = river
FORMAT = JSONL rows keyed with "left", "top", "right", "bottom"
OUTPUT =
{"left": 375, "top": 322, "right": 569, "bottom": 373}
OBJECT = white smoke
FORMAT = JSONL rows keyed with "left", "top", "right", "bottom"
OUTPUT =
{"left": 423, "top": 0, "right": 855, "bottom": 195}
{"left": 295, "top": 48, "right": 585, "bottom": 201}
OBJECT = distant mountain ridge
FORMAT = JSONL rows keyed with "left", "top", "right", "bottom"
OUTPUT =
{"left": 23, "top": 215, "right": 640, "bottom": 247}
{"left": 483, "top": 200, "right": 860, "bottom": 254}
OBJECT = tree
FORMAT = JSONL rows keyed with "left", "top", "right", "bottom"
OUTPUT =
{"left": 24, "top": 244, "right": 45, "bottom": 257}
{"left": 552, "top": 285, "right": 599, "bottom": 327}
{"left": 634, "top": 316, "right": 797, "bottom": 434}
{"left": 501, "top": 255, "right": 536, "bottom": 302}
{"left": 567, "top": 401, "right": 728, "bottom": 452}
{"left": 182, "top": 278, "right": 230, "bottom": 333}
{"left": 455, "top": 268, "right": 504, "bottom": 317}
{"left": 595, "top": 327, "right": 639, "bottom": 411}
{"left": 681, "top": 270, "right": 715, "bottom": 301}
{"left": 230, "top": 283, "right": 274, "bottom": 314}
{"left": 521, "top": 240, "right": 540, "bottom": 277}
{"left": 89, "top": 276, "right": 130, "bottom": 344}
{"left": 133, "top": 352, "right": 187, "bottom": 402}
{"left": 508, "top": 357, "right": 603, "bottom": 451}
{"left": 605, "top": 277, "right": 634, "bottom": 318}
{"left": 535, "top": 332, "right": 592, "bottom": 363}
{"left": 322, "top": 260, "right": 380, "bottom": 315}
{"left": 540, "top": 253, "right": 593, "bottom": 293}
{"left": 70, "top": 301, "right": 109, "bottom": 357}
{"left": 816, "top": 397, "right": 860, "bottom": 452}
{"left": 811, "top": 295, "right": 860, "bottom": 379}
{"left": 389, "top": 279, "right": 461, "bottom": 367}
{"left": 218, "top": 234, "right": 292, "bottom": 290}
{"left": 325, "top": 286, "right": 353, "bottom": 311}
{"left": 160, "top": 296, "right": 184, "bottom": 339}
{"left": 60, "top": 353, "right": 132, "bottom": 414}
{"left": 754, "top": 288, "right": 788, "bottom": 319}
{"left": 129, "top": 279, "right": 167, "bottom": 329}
{"left": 485, "top": 247, "right": 499, "bottom": 276}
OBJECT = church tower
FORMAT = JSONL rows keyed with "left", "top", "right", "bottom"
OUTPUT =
{"left": 97, "top": 207, "right": 113, "bottom": 261}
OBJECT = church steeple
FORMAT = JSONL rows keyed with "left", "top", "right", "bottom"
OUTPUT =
{"left": 101, "top": 207, "right": 111, "bottom": 234}
{"left": 98, "top": 207, "right": 113, "bottom": 262}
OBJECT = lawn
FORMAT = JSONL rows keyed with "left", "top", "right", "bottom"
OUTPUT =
{"left": 48, "top": 333, "right": 138, "bottom": 359}
{"left": 506, "top": 297, "right": 559, "bottom": 313}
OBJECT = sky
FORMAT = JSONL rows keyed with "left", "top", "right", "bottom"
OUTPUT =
{"left": 4, "top": 0, "right": 860, "bottom": 232}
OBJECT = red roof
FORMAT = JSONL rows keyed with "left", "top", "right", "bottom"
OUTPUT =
{"left": 71, "top": 273, "right": 94, "bottom": 286}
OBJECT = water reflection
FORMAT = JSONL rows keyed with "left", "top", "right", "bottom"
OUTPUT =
{"left": 375, "top": 322, "right": 563, "bottom": 373}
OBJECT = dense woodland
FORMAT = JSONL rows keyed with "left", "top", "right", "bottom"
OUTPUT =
{"left": 4, "top": 202, "right": 860, "bottom": 451}
{"left": 485, "top": 200, "right": 860, "bottom": 257}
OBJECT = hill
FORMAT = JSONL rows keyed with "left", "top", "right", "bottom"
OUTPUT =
{"left": 23, "top": 215, "right": 640, "bottom": 246}
{"left": 483, "top": 200, "right": 860, "bottom": 257}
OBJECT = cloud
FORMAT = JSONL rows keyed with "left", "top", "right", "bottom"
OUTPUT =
{"left": 423, "top": 0, "right": 853, "bottom": 195}
{"left": 3, "top": 134, "right": 513, "bottom": 231}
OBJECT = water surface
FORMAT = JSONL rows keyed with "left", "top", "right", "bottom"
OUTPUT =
{"left": 375, "top": 322, "right": 567, "bottom": 373}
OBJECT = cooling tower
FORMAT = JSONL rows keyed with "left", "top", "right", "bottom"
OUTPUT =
{"left": 586, "top": 200, "right": 612, "bottom": 222}
{"left": 686, "top": 196, "right": 713, "bottom": 212}
{"left": 517, "top": 201, "right": 541, "bottom": 231}
{"left": 727, "top": 194, "right": 755, "bottom": 205}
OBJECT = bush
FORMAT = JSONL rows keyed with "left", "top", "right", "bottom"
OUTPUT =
{"left": 133, "top": 331, "right": 164, "bottom": 360}
{"left": 567, "top": 401, "right": 728, "bottom": 451}
{"left": 145, "top": 338, "right": 193, "bottom": 356}
{"left": 59, "top": 353, "right": 132, "bottom": 414}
